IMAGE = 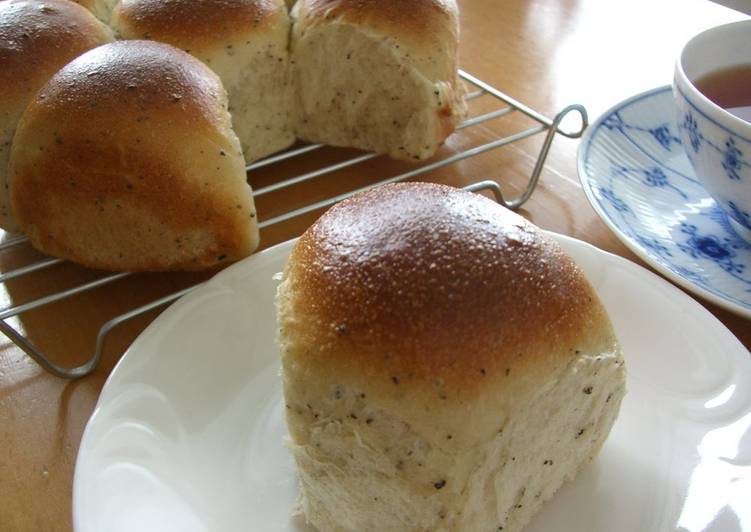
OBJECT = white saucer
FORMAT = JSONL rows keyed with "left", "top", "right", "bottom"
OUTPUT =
{"left": 73, "top": 233, "right": 751, "bottom": 532}
{"left": 578, "top": 86, "right": 751, "bottom": 319}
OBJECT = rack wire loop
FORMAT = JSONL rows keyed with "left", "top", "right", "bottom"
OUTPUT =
{"left": 503, "top": 103, "right": 588, "bottom": 210}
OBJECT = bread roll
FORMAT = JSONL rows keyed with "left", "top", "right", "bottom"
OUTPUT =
{"left": 0, "top": 0, "right": 113, "bottom": 233}
{"left": 290, "top": 0, "right": 467, "bottom": 161}
{"left": 70, "top": 0, "right": 117, "bottom": 22}
{"left": 112, "top": 0, "right": 295, "bottom": 163}
{"left": 277, "top": 182, "right": 626, "bottom": 532}
{"left": 9, "top": 40, "right": 259, "bottom": 272}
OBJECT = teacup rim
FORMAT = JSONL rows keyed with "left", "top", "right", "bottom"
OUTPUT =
{"left": 673, "top": 83, "right": 751, "bottom": 144}
{"left": 675, "top": 19, "right": 751, "bottom": 134}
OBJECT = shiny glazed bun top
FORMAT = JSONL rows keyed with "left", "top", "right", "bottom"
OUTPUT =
{"left": 0, "top": 0, "right": 113, "bottom": 108}
{"left": 113, "top": 0, "right": 286, "bottom": 46}
{"left": 279, "top": 182, "right": 617, "bottom": 439}
{"left": 10, "top": 40, "right": 259, "bottom": 271}
{"left": 112, "top": 0, "right": 295, "bottom": 163}
{"left": 0, "top": 0, "right": 113, "bottom": 232}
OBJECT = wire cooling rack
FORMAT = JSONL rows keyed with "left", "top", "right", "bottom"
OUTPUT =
{"left": 0, "top": 70, "right": 588, "bottom": 378}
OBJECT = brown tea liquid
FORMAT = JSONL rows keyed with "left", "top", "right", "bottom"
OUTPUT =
{"left": 694, "top": 64, "right": 751, "bottom": 123}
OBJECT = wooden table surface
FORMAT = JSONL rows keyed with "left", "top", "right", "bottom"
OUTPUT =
{"left": 1, "top": 0, "right": 749, "bottom": 530}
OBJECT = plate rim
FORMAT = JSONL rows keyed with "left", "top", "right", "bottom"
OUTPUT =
{"left": 577, "top": 84, "right": 751, "bottom": 320}
{"left": 72, "top": 232, "right": 751, "bottom": 531}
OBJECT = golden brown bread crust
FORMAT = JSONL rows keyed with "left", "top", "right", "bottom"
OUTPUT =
{"left": 0, "top": 0, "right": 113, "bottom": 231}
{"left": 0, "top": 0, "right": 113, "bottom": 107}
{"left": 281, "top": 183, "right": 616, "bottom": 403}
{"left": 279, "top": 183, "right": 625, "bottom": 530}
{"left": 113, "top": 0, "right": 295, "bottom": 163}
{"left": 113, "top": 0, "right": 285, "bottom": 48}
{"left": 299, "top": 0, "right": 458, "bottom": 52}
{"left": 9, "top": 40, "right": 259, "bottom": 271}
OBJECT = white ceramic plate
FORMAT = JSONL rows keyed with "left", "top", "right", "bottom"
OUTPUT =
{"left": 578, "top": 86, "right": 751, "bottom": 319}
{"left": 74, "top": 234, "right": 751, "bottom": 532}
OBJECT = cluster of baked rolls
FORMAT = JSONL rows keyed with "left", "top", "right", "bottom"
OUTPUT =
{"left": 0, "top": 0, "right": 466, "bottom": 271}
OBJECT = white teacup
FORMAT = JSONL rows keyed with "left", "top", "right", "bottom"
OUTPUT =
{"left": 673, "top": 20, "right": 751, "bottom": 241}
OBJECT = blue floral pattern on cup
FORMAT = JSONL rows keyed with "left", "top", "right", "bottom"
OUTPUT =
{"left": 683, "top": 112, "right": 702, "bottom": 153}
{"left": 727, "top": 200, "right": 751, "bottom": 228}
{"left": 722, "top": 137, "right": 744, "bottom": 181}
{"left": 579, "top": 86, "right": 751, "bottom": 318}
{"left": 675, "top": 89, "right": 751, "bottom": 232}
{"left": 680, "top": 111, "right": 750, "bottom": 185}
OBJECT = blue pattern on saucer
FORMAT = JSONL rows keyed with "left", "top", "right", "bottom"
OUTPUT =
{"left": 578, "top": 86, "right": 751, "bottom": 319}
